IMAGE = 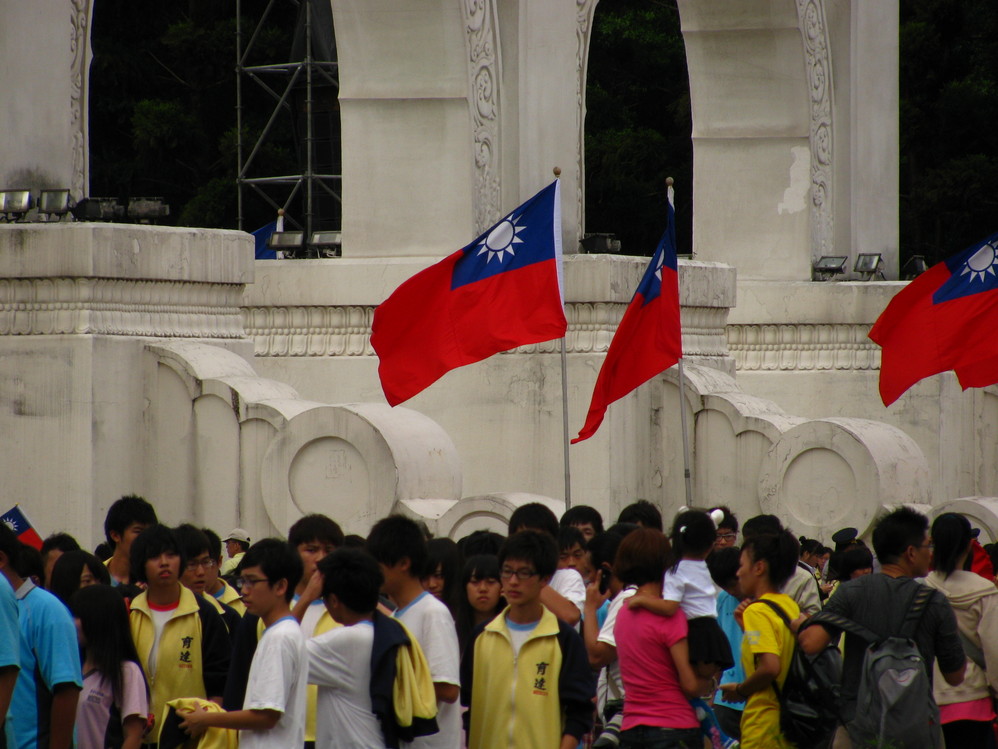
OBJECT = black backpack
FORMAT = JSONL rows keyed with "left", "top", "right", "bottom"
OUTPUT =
{"left": 751, "top": 598, "right": 844, "bottom": 748}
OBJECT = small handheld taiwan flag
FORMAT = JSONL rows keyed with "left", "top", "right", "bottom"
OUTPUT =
{"left": 371, "top": 180, "right": 567, "bottom": 406}
{"left": 572, "top": 195, "right": 682, "bottom": 443}
{"left": 869, "top": 230, "right": 998, "bottom": 405}
{"left": 1, "top": 504, "right": 43, "bottom": 549}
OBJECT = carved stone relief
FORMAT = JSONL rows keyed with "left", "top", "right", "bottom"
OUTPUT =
{"left": 70, "top": 0, "right": 90, "bottom": 196}
{"left": 575, "top": 0, "right": 599, "bottom": 241}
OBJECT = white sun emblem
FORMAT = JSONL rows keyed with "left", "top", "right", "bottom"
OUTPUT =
{"left": 653, "top": 250, "right": 664, "bottom": 283}
{"left": 476, "top": 214, "right": 526, "bottom": 264}
{"left": 960, "top": 241, "right": 998, "bottom": 283}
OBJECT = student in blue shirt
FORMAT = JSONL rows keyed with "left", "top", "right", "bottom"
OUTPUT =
{"left": 0, "top": 523, "right": 82, "bottom": 749}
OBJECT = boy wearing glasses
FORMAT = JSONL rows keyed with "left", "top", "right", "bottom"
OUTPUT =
{"left": 127, "top": 525, "right": 231, "bottom": 738}
{"left": 180, "top": 539, "right": 308, "bottom": 749}
{"left": 367, "top": 515, "right": 462, "bottom": 749}
{"left": 461, "top": 530, "right": 595, "bottom": 749}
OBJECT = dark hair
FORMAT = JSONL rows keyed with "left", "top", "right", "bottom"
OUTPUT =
{"left": 318, "top": 548, "right": 383, "bottom": 614}
{"left": 615, "top": 528, "right": 673, "bottom": 586}
{"left": 288, "top": 514, "right": 345, "bottom": 549}
{"left": 931, "top": 513, "right": 973, "bottom": 578}
{"left": 741, "top": 514, "right": 783, "bottom": 540}
{"left": 366, "top": 515, "right": 428, "bottom": 577}
{"left": 507, "top": 503, "right": 559, "bottom": 538}
{"left": 342, "top": 534, "right": 366, "bottom": 548}
{"left": 202, "top": 528, "right": 223, "bottom": 561}
{"left": 708, "top": 506, "right": 738, "bottom": 533}
{"left": 617, "top": 500, "right": 663, "bottom": 531}
{"left": 828, "top": 545, "right": 874, "bottom": 582}
{"left": 15, "top": 544, "right": 43, "bottom": 582}
{"left": 174, "top": 524, "right": 210, "bottom": 561}
{"left": 240, "top": 539, "right": 304, "bottom": 602}
{"left": 41, "top": 533, "right": 81, "bottom": 557}
{"left": 455, "top": 554, "right": 505, "bottom": 651}
{"left": 560, "top": 506, "right": 604, "bottom": 535}
{"left": 707, "top": 546, "right": 741, "bottom": 590}
{"left": 0, "top": 523, "right": 21, "bottom": 572}
{"left": 104, "top": 495, "right": 157, "bottom": 546}
{"left": 498, "top": 531, "right": 558, "bottom": 580}
{"left": 669, "top": 509, "right": 717, "bottom": 568}
{"left": 458, "top": 530, "right": 505, "bottom": 557}
{"left": 49, "top": 550, "right": 111, "bottom": 605}
{"left": 558, "top": 526, "right": 585, "bottom": 553}
{"left": 93, "top": 542, "right": 112, "bottom": 561}
{"left": 70, "top": 585, "right": 147, "bottom": 702}
{"left": 587, "top": 528, "right": 632, "bottom": 572}
{"left": 424, "top": 537, "right": 462, "bottom": 615}
{"left": 130, "top": 524, "right": 185, "bottom": 584}
{"left": 742, "top": 531, "right": 799, "bottom": 589}
{"left": 872, "top": 506, "right": 929, "bottom": 565}
{"left": 799, "top": 537, "right": 823, "bottom": 558}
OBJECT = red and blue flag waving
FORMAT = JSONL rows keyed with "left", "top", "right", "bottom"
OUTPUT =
{"left": 869, "top": 231, "right": 998, "bottom": 405}
{"left": 372, "top": 181, "right": 567, "bottom": 406}
{"left": 572, "top": 197, "right": 682, "bottom": 443}
{"left": 1, "top": 504, "right": 43, "bottom": 549}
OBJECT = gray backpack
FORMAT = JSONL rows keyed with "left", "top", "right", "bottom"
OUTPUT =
{"left": 817, "top": 585, "right": 941, "bottom": 749}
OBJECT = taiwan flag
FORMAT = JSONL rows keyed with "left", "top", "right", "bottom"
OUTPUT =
{"left": 1, "top": 505, "right": 43, "bottom": 549}
{"left": 372, "top": 181, "right": 567, "bottom": 406}
{"left": 869, "top": 231, "right": 998, "bottom": 405}
{"left": 572, "top": 198, "right": 682, "bottom": 443}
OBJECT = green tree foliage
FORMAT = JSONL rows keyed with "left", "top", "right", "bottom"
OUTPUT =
{"left": 584, "top": 0, "right": 692, "bottom": 256}
{"left": 900, "top": 0, "right": 998, "bottom": 265}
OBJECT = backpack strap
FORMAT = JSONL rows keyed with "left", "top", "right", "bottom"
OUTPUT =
{"left": 899, "top": 584, "right": 934, "bottom": 640}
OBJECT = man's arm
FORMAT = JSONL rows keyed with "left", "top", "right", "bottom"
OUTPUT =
{"left": 434, "top": 682, "right": 459, "bottom": 704}
{"left": 0, "top": 665, "right": 18, "bottom": 727}
{"left": 719, "top": 653, "right": 781, "bottom": 703}
{"left": 628, "top": 596, "right": 680, "bottom": 617}
{"left": 582, "top": 576, "right": 613, "bottom": 669}
{"left": 49, "top": 683, "right": 81, "bottom": 749}
{"left": 179, "top": 703, "right": 280, "bottom": 735}
{"left": 798, "top": 622, "right": 833, "bottom": 655}
{"left": 540, "top": 586, "right": 581, "bottom": 626}
{"left": 292, "top": 571, "right": 323, "bottom": 623}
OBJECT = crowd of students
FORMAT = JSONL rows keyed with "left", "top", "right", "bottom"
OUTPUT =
{"left": 0, "top": 494, "right": 990, "bottom": 749}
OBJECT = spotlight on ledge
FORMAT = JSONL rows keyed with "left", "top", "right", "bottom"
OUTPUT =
{"left": 579, "top": 233, "right": 621, "bottom": 254}
{"left": 812, "top": 255, "right": 848, "bottom": 281}
{"left": 267, "top": 230, "right": 304, "bottom": 259}
{"left": 37, "top": 189, "right": 73, "bottom": 220}
{"left": 901, "top": 255, "right": 928, "bottom": 281}
{"left": 71, "top": 198, "right": 125, "bottom": 222}
{"left": 853, "top": 253, "right": 884, "bottom": 281}
{"left": 310, "top": 231, "right": 342, "bottom": 258}
{"left": 0, "top": 190, "right": 33, "bottom": 221}
{"left": 127, "top": 197, "right": 170, "bottom": 224}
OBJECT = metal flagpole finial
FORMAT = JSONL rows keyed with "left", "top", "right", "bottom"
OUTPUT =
{"left": 553, "top": 166, "right": 562, "bottom": 178}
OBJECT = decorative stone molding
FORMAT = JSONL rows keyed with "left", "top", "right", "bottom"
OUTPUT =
{"left": 727, "top": 323, "right": 880, "bottom": 371}
{"left": 462, "top": 0, "right": 502, "bottom": 234}
{"left": 70, "top": 0, "right": 90, "bottom": 196}
{"left": 575, "top": 0, "right": 599, "bottom": 241}
{"left": 398, "top": 492, "right": 564, "bottom": 539}
{"left": 794, "top": 0, "right": 834, "bottom": 257}
{"left": 0, "top": 278, "right": 246, "bottom": 338}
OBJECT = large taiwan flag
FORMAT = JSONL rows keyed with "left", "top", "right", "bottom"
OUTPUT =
{"left": 1, "top": 505, "right": 43, "bottom": 549}
{"left": 572, "top": 198, "right": 682, "bottom": 443}
{"left": 869, "top": 231, "right": 998, "bottom": 405}
{"left": 371, "top": 181, "right": 567, "bottom": 406}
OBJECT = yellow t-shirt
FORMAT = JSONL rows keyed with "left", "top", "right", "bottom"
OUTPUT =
{"left": 739, "top": 592, "right": 799, "bottom": 749}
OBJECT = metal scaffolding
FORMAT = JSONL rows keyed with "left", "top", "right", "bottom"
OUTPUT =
{"left": 236, "top": 0, "right": 341, "bottom": 256}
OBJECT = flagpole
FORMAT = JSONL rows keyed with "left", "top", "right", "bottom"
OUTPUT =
{"left": 668, "top": 177, "right": 693, "bottom": 507}
{"left": 553, "top": 166, "right": 572, "bottom": 508}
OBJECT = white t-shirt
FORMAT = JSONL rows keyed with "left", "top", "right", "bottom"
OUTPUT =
{"left": 240, "top": 616, "right": 308, "bottom": 749}
{"left": 596, "top": 586, "right": 637, "bottom": 710}
{"left": 394, "top": 592, "right": 461, "bottom": 749}
{"left": 506, "top": 616, "right": 539, "bottom": 658}
{"left": 308, "top": 620, "right": 384, "bottom": 749}
{"left": 662, "top": 559, "right": 717, "bottom": 618}
{"left": 294, "top": 595, "right": 328, "bottom": 639}
{"left": 551, "top": 568, "right": 586, "bottom": 618}
{"left": 147, "top": 606, "right": 176, "bottom": 680}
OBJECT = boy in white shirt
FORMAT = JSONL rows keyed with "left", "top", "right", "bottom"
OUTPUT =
{"left": 180, "top": 539, "right": 308, "bottom": 748}
{"left": 308, "top": 547, "right": 387, "bottom": 748}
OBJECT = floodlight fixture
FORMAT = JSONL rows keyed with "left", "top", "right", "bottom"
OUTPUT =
{"left": 127, "top": 197, "right": 170, "bottom": 223}
{"left": 71, "top": 198, "right": 124, "bottom": 222}
{"left": 1, "top": 190, "right": 33, "bottom": 220}
{"left": 901, "top": 255, "right": 928, "bottom": 280}
{"left": 310, "top": 231, "right": 342, "bottom": 257}
{"left": 37, "top": 189, "right": 72, "bottom": 219}
{"left": 853, "top": 252, "right": 884, "bottom": 281}
{"left": 579, "top": 233, "right": 622, "bottom": 254}
{"left": 812, "top": 255, "right": 848, "bottom": 281}
{"left": 267, "top": 230, "right": 304, "bottom": 253}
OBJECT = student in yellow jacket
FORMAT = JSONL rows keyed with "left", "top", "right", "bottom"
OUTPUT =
{"left": 461, "top": 531, "right": 595, "bottom": 749}
{"left": 127, "top": 525, "right": 232, "bottom": 743}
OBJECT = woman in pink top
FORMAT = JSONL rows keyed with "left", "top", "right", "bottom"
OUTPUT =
{"left": 613, "top": 529, "right": 701, "bottom": 748}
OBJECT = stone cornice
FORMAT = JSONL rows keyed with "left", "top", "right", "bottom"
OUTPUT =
{"left": 728, "top": 323, "right": 880, "bottom": 371}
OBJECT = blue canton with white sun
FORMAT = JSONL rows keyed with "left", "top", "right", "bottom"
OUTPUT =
{"left": 935, "top": 233, "right": 998, "bottom": 304}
